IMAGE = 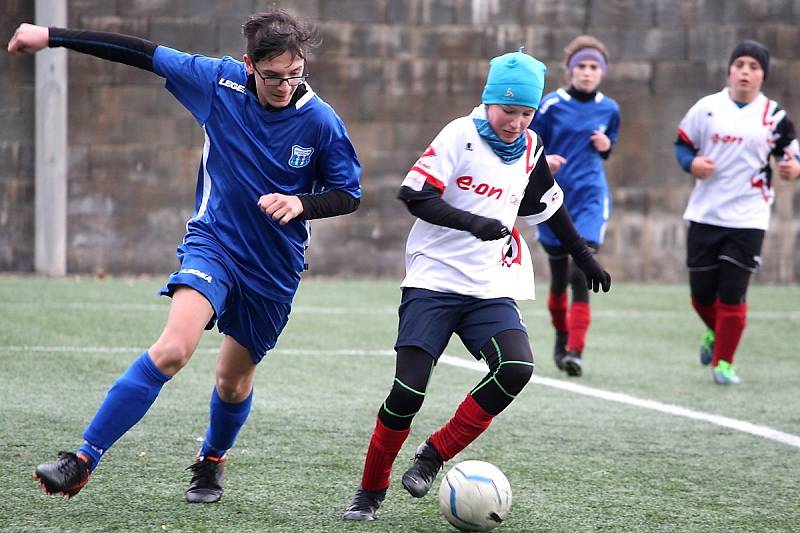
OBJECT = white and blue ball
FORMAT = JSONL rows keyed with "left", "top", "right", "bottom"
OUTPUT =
{"left": 438, "top": 460, "right": 512, "bottom": 532}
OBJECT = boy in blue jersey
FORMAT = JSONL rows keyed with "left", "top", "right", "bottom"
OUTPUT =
{"left": 530, "top": 35, "right": 620, "bottom": 377}
{"left": 8, "top": 10, "right": 361, "bottom": 502}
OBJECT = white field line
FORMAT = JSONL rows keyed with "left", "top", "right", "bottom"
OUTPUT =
{"left": 438, "top": 355, "right": 800, "bottom": 450}
{"left": 0, "top": 301, "right": 798, "bottom": 320}
{"left": 2, "top": 345, "right": 799, "bottom": 449}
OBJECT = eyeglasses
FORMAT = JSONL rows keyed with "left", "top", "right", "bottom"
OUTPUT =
{"left": 251, "top": 63, "right": 308, "bottom": 87}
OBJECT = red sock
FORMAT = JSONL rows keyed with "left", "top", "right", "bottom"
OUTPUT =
{"left": 547, "top": 290, "right": 568, "bottom": 333}
{"left": 359, "top": 417, "right": 410, "bottom": 491}
{"left": 713, "top": 302, "right": 747, "bottom": 366}
{"left": 566, "top": 302, "right": 591, "bottom": 353}
{"left": 691, "top": 298, "right": 717, "bottom": 331}
{"left": 429, "top": 394, "right": 494, "bottom": 461}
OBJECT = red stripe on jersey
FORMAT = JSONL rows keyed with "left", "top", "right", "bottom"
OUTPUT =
{"left": 525, "top": 130, "right": 535, "bottom": 173}
{"left": 410, "top": 165, "right": 445, "bottom": 192}
{"left": 676, "top": 128, "right": 695, "bottom": 148}
{"left": 761, "top": 99, "right": 774, "bottom": 127}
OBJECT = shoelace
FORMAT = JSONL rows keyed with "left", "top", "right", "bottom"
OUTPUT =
{"left": 413, "top": 450, "right": 442, "bottom": 478}
{"left": 349, "top": 489, "right": 384, "bottom": 509}
{"left": 187, "top": 459, "right": 221, "bottom": 487}
{"left": 56, "top": 451, "right": 86, "bottom": 479}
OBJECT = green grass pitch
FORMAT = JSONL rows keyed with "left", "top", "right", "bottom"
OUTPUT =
{"left": 1, "top": 277, "right": 798, "bottom": 532}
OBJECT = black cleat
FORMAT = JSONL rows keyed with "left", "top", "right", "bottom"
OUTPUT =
{"left": 185, "top": 455, "right": 225, "bottom": 503}
{"left": 562, "top": 351, "right": 583, "bottom": 377}
{"left": 553, "top": 330, "right": 568, "bottom": 371}
{"left": 342, "top": 487, "right": 387, "bottom": 521}
{"left": 34, "top": 451, "right": 91, "bottom": 498}
{"left": 401, "top": 441, "right": 444, "bottom": 498}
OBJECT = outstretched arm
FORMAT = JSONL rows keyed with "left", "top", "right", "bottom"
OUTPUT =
{"left": 8, "top": 23, "right": 157, "bottom": 72}
{"left": 519, "top": 142, "right": 611, "bottom": 293}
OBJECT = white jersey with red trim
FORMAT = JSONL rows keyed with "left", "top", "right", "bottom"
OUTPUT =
{"left": 399, "top": 105, "right": 546, "bottom": 300}
{"left": 677, "top": 88, "right": 799, "bottom": 230}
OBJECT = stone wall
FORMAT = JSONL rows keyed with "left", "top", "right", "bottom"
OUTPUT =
{"left": 2, "top": 0, "right": 799, "bottom": 282}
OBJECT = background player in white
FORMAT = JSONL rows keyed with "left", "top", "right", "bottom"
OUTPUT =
{"left": 8, "top": 10, "right": 361, "bottom": 502}
{"left": 530, "top": 35, "right": 620, "bottom": 377}
{"left": 343, "top": 49, "right": 611, "bottom": 521}
{"left": 674, "top": 39, "right": 799, "bottom": 384}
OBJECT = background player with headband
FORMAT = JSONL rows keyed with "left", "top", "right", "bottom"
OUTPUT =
{"left": 342, "top": 48, "right": 611, "bottom": 522}
{"left": 530, "top": 35, "right": 621, "bottom": 377}
{"left": 8, "top": 9, "right": 361, "bottom": 502}
{"left": 675, "top": 39, "right": 800, "bottom": 384}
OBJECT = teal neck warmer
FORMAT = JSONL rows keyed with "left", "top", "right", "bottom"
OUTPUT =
{"left": 473, "top": 118, "right": 527, "bottom": 164}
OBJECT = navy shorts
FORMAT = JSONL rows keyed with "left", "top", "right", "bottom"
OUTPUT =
{"left": 686, "top": 222, "right": 765, "bottom": 273}
{"left": 395, "top": 288, "right": 528, "bottom": 360}
{"left": 159, "top": 239, "right": 291, "bottom": 364}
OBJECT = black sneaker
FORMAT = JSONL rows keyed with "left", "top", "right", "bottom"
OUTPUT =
{"left": 562, "top": 351, "right": 583, "bottom": 377}
{"left": 185, "top": 455, "right": 225, "bottom": 503}
{"left": 401, "top": 441, "right": 444, "bottom": 498}
{"left": 553, "top": 330, "right": 568, "bottom": 371}
{"left": 342, "top": 487, "right": 387, "bottom": 521}
{"left": 34, "top": 451, "right": 91, "bottom": 498}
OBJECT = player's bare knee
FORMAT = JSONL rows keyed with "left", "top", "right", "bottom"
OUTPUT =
{"left": 148, "top": 340, "right": 194, "bottom": 374}
{"left": 215, "top": 375, "right": 253, "bottom": 403}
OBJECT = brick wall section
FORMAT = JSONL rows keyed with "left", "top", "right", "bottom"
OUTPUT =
{"left": 2, "top": 0, "right": 799, "bottom": 282}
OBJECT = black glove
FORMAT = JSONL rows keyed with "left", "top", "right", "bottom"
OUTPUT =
{"left": 570, "top": 245, "right": 611, "bottom": 293}
{"left": 469, "top": 217, "right": 510, "bottom": 241}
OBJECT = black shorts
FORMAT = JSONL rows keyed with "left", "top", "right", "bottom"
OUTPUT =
{"left": 686, "top": 222, "right": 765, "bottom": 273}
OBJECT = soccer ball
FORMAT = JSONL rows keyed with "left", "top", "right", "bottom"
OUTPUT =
{"left": 438, "top": 460, "right": 512, "bottom": 532}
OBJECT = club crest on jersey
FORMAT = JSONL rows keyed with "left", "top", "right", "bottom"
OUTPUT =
{"left": 501, "top": 228, "right": 523, "bottom": 267}
{"left": 288, "top": 145, "right": 314, "bottom": 168}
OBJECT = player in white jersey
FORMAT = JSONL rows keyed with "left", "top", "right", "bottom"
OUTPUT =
{"left": 344, "top": 49, "right": 611, "bottom": 521}
{"left": 675, "top": 40, "right": 800, "bottom": 384}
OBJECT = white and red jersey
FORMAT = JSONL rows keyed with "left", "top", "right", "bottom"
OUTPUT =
{"left": 399, "top": 105, "right": 559, "bottom": 300}
{"left": 677, "top": 88, "right": 799, "bottom": 230}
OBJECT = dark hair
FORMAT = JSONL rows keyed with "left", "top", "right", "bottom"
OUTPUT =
{"left": 242, "top": 10, "right": 321, "bottom": 63}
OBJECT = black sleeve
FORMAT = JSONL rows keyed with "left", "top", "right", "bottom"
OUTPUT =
{"left": 49, "top": 27, "right": 157, "bottom": 71}
{"left": 518, "top": 146, "right": 555, "bottom": 217}
{"left": 297, "top": 189, "right": 359, "bottom": 220}
{"left": 543, "top": 205, "right": 584, "bottom": 253}
{"left": 398, "top": 183, "right": 481, "bottom": 231}
{"left": 771, "top": 110, "right": 797, "bottom": 159}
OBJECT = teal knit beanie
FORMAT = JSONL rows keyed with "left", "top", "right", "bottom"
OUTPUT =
{"left": 482, "top": 48, "right": 547, "bottom": 109}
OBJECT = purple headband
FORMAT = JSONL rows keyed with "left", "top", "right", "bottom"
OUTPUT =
{"left": 568, "top": 48, "right": 607, "bottom": 75}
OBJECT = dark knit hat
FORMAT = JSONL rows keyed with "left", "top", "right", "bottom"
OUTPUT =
{"left": 728, "top": 39, "right": 769, "bottom": 80}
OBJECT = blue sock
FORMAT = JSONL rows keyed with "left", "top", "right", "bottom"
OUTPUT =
{"left": 79, "top": 352, "right": 171, "bottom": 470}
{"left": 199, "top": 386, "right": 253, "bottom": 458}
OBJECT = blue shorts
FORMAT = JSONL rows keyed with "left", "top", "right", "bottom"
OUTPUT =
{"left": 159, "top": 239, "right": 291, "bottom": 364}
{"left": 395, "top": 288, "right": 528, "bottom": 360}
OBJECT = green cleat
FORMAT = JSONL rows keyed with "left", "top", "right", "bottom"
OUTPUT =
{"left": 712, "top": 360, "right": 740, "bottom": 385}
{"left": 699, "top": 329, "right": 714, "bottom": 366}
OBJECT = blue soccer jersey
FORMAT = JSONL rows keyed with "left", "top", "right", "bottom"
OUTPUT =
{"left": 153, "top": 46, "right": 361, "bottom": 302}
{"left": 531, "top": 88, "right": 620, "bottom": 246}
